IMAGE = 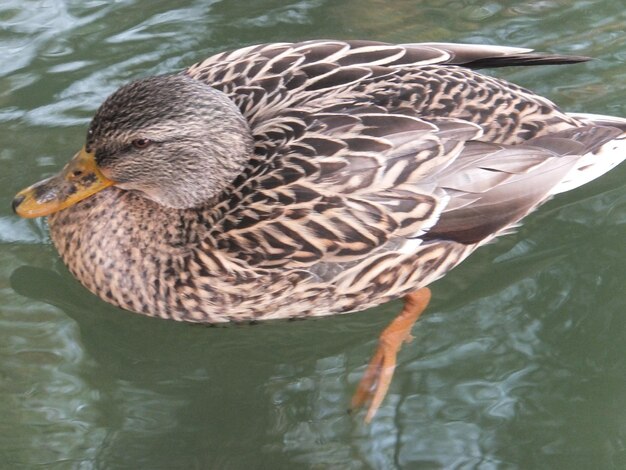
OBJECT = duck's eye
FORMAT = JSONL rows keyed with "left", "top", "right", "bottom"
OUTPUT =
{"left": 132, "top": 138, "right": 152, "bottom": 149}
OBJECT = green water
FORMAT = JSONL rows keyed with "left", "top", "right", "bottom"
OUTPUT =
{"left": 1, "top": 1, "right": 625, "bottom": 468}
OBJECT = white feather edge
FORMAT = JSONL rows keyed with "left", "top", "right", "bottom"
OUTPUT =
{"left": 551, "top": 113, "right": 626, "bottom": 195}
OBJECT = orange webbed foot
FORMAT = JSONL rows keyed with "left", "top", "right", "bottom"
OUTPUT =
{"left": 351, "top": 287, "right": 432, "bottom": 423}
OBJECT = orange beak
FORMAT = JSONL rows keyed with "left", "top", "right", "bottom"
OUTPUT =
{"left": 12, "top": 147, "right": 114, "bottom": 218}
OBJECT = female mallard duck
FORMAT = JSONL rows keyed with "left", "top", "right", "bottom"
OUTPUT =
{"left": 13, "top": 41, "right": 626, "bottom": 421}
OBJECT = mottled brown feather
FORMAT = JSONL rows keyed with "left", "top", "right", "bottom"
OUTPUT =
{"left": 42, "top": 40, "right": 624, "bottom": 322}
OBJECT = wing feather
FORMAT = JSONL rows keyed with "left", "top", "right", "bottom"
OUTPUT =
{"left": 425, "top": 125, "right": 622, "bottom": 244}
{"left": 208, "top": 109, "right": 482, "bottom": 267}
{"left": 187, "top": 40, "right": 608, "bottom": 271}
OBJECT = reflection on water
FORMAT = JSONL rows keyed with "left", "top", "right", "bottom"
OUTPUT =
{"left": 1, "top": 0, "right": 625, "bottom": 468}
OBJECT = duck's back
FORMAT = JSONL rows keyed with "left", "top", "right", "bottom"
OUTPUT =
{"left": 186, "top": 41, "right": 623, "bottom": 262}
{"left": 187, "top": 41, "right": 587, "bottom": 140}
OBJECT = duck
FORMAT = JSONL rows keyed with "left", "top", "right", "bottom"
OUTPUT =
{"left": 12, "top": 40, "right": 626, "bottom": 422}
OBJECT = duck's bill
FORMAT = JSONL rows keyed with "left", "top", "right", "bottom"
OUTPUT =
{"left": 12, "top": 147, "right": 114, "bottom": 218}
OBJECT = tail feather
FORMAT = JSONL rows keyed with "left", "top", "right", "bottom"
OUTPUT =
{"left": 551, "top": 114, "right": 626, "bottom": 195}
{"left": 567, "top": 112, "right": 626, "bottom": 131}
{"left": 425, "top": 123, "right": 624, "bottom": 245}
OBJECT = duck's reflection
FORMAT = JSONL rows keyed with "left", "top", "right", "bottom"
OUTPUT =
{"left": 10, "top": 202, "right": 624, "bottom": 469}
{"left": 10, "top": 264, "right": 384, "bottom": 467}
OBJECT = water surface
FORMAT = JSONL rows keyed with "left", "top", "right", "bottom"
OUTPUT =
{"left": 1, "top": 1, "right": 625, "bottom": 468}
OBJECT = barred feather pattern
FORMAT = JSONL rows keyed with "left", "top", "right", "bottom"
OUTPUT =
{"left": 48, "top": 40, "right": 625, "bottom": 322}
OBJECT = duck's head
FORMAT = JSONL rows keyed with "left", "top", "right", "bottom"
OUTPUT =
{"left": 13, "top": 74, "right": 254, "bottom": 218}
